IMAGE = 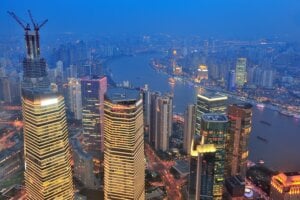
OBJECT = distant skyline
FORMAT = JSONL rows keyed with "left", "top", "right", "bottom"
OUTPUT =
{"left": 1, "top": 0, "right": 300, "bottom": 41}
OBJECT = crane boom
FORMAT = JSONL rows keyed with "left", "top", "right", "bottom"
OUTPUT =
{"left": 38, "top": 19, "right": 48, "bottom": 30}
{"left": 27, "top": 10, "right": 37, "bottom": 29}
{"left": 7, "top": 11, "right": 30, "bottom": 30}
{"left": 27, "top": 10, "right": 48, "bottom": 31}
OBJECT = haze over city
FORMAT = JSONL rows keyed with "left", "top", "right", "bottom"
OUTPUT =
{"left": 0, "top": 1, "right": 300, "bottom": 200}
{"left": 1, "top": 0, "right": 300, "bottom": 39}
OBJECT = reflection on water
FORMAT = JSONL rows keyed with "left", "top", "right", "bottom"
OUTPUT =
{"left": 107, "top": 53, "right": 300, "bottom": 172}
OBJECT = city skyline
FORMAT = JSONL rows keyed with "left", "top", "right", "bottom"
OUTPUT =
{"left": 1, "top": 2, "right": 300, "bottom": 200}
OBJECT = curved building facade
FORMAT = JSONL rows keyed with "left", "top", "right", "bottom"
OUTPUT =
{"left": 104, "top": 88, "right": 145, "bottom": 200}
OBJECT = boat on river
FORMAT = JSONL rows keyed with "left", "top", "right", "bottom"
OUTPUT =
{"left": 257, "top": 136, "right": 268, "bottom": 143}
{"left": 260, "top": 120, "right": 271, "bottom": 126}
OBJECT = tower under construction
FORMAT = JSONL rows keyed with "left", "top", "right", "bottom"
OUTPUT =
{"left": 9, "top": 11, "right": 74, "bottom": 199}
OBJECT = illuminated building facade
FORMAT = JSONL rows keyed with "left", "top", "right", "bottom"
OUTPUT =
{"left": 189, "top": 114, "right": 228, "bottom": 200}
{"left": 270, "top": 172, "right": 300, "bottom": 200}
{"left": 72, "top": 140, "right": 97, "bottom": 189}
{"left": 104, "top": 88, "right": 145, "bottom": 200}
{"left": 226, "top": 104, "right": 252, "bottom": 179}
{"left": 68, "top": 78, "right": 82, "bottom": 120}
{"left": 81, "top": 76, "right": 107, "bottom": 155}
{"left": 195, "top": 91, "right": 227, "bottom": 135}
{"left": 195, "top": 65, "right": 208, "bottom": 83}
{"left": 23, "top": 92, "right": 74, "bottom": 199}
{"left": 150, "top": 93, "right": 173, "bottom": 152}
{"left": 0, "top": 144, "right": 23, "bottom": 182}
{"left": 183, "top": 104, "right": 196, "bottom": 155}
{"left": 9, "top": 12, "right": 75, "bottom": 199}
{"left": 235, "top": 58, "right": 247, "bottom": 88}
{"left": 141, "top": 85, "right": 151, "bottom": 137}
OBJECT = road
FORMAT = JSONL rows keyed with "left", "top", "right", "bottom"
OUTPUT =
{"left": 246, "top": 178, "right": 270, "bottom": 200}
{"left": 145, "top": 143, "right": 186, "bottom": 200}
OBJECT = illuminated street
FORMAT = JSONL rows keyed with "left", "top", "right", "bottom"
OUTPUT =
{"left": 145, "top": 143, "right": 186, "bottom": 200}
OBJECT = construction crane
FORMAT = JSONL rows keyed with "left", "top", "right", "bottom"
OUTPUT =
{"left": 27, "top": 10, "right": 48, "bottom": 31}
{"left": 7, "top": 11, "right": 31, "bottom": 31}
{"left": 8, "top": 10, "right": 48, "bottom": 58}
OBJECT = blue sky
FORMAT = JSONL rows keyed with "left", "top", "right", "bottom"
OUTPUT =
{"left": 1, "top": 0, "right": 300, "bottom": 40}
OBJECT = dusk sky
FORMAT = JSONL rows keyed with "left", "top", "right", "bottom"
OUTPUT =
{"left": 1, "top": 0, "right": 300, "bottom": 40}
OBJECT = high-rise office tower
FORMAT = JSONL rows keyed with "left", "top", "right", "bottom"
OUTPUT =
{"left": 261, "top": 69, "right": 274, "bottom": 89}
{"left": 22, "top": 92, "right": 74, "bottom": 199}
{"left": 226, "top": 104, "right": 252, "bottom": 179}
{"left": 235, "top": 58, "right": 247, "bottom": 88}
{"left": 81, "top": 76, "right": 107, "bottom": 155}
{"left": 189, "top": 114, "right": 228, "bottom": 200}
{"left": 142, "top": 84, "right": 151, "bottom": 136}
{"left": 183, "top": 104, "right": 196, "bottom": 155}
{"left": 0, "top": 77, "right": 12, "bottom": 103}
{"left": 72, "top": 140, "right": 97, "bottom": 189}
{"left": 195, "top": 91, "right": 227, "bottom": 135}
{"left": 104, "top": 88, "right": 145, "bottom": 200}
{"left": 149, "top": 92, "right": 160, "bottom": 145}
{"left": 195, "top": 65, "right": 208, "bottom": 83}
{"left": 270, "top": 172, "right": 300, "bottom": 200}
{"left": 150, "top": 93, "right": 173, "bottom": 152}
{"left": 227, "top": 70, "right": 236, "bottom": 92}
{"left": 9, "top": 11, "right": 74, "bottom": 199}
{"left": 68, "top": 78, "right": 82, "bottom": 120}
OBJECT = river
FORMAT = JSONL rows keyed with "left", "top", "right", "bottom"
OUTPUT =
{"left": 105, "top": 53, "right": 300, "bottom": 172}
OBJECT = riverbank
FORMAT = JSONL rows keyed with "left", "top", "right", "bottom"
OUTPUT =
{"left": 105, "top": 52, "right": 300, "bottom": 172}
{"left": 150, "top": 58, "right": 300, "bottom": 118}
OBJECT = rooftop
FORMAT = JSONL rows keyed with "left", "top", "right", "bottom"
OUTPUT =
{"left": 226, "top": 175, "right": 245, "bottom": 187}
{"left": 105, "top": 88, "right": 141, "bottom": 104}
{"left": 172, "top": 160, "right": 190, "bottom": 175}
{"left": 197, "top": 91, "right": 228, "bottom": 101}
{"left": 202, "top": 113, "right": 228, "bottom": 122}
{"left": 272, "top": 172, "right": 300, "bottom": 187}
{"left": 232, "top": 103, "right": 253, "bottom": 109}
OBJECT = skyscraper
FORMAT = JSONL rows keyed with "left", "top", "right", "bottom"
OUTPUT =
{"left": 270, "top": 172, "right": 300, "bottom": 200}
{"left": 68, "top": 78, "right": 82, "bottom": 120}
{"left": 23, "top": 92, "right": 74, "bottom": 199}
{"left": 9, "top": 11, "right": 74, "bottom": 199}
{"left": 149, "top": 92, "right": 160, "bottom": 145}
{"left": 104, "top": 88, "right": 145, "bottom": 200}
{"left": 261, "top": 69, "right": 274, "bottom": 89}
{"left": 0, "top": 77, "right": 12, "bottom": 103}
{"left": 81, "top": 76, "right": 107, "bottom": 155}
{"left": 141, "top": 85, "right": 151, "bottom": 136}
{"left": 227, "top": 70, "right": 236, "bottom": 92}
{"left": 183, "top": 104, "right": 196, "bottom": 155}
{"left": 195, "top": 65, "right": 208, "bottom": 83}
{"left": 226, "top": 104, "right": 252, "bottom": 179}
{"left": 195, "top": 91, "right": 227, "bottom": 135}
{"left": 235, "top": 58, "right": 247, "bottom": 88}
{"left": 150, "top": 93, "right": 173, "bottom": 152}
{"left": 189, "top": 114, "right": 228, "bottom": 200}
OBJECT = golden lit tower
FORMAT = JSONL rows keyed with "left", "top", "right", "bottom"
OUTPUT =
{"left": 235, "top": 58, "right": 247, "bottom": 88}
{"left": 23, "top": 92, "right": 74, "bottom": 199}
{"left": 104, "top": 88, "right": 145, "bottom": 200}
{"left": 270, "top": 172, "right": 300, "bottom": 200}
{"left": 9, "top": 11, "right": 74, "bottom": 199}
